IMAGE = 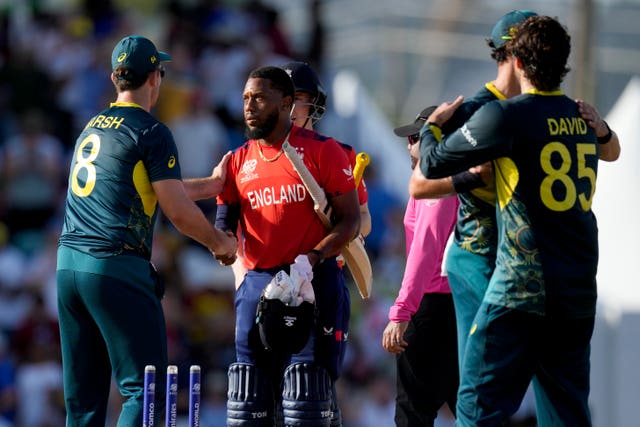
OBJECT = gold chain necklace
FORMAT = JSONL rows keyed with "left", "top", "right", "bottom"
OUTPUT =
{"left": 257, "top": 142, "right": 284, "bottom": 162}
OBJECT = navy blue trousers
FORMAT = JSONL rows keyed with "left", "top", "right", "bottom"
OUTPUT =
{"left": 234, "top": 257, "right": 350, "bottom": 381}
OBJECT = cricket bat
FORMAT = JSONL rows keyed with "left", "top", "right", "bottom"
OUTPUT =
{"left": 282, "top": 141, "right": 373, "bottom": 299}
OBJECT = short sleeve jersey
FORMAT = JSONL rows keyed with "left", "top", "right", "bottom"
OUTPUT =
{"left": 217, "top": 126, "right": 355, "bottom": 270}
{"left": 59, "top": 103, "right": 181, "bottom": 259}
{"left": 421, "top": 91, "right": 599, "bottom": 315}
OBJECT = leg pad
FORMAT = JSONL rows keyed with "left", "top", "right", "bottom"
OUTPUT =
{"left": 282, "top": 363, "right": 331, "bottom": 427}
{"left": 227, "top": 363, "right": 274, "bottom": 426}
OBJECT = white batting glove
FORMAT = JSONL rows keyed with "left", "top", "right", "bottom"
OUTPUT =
{"left": 298, "top": 280, "right": 315, "bottom": 304}
{"left": 264, "top": 270, "right": 295, "bottom": 304}
{"left": 290, "top": 254, "right": 313, "bottom": 282}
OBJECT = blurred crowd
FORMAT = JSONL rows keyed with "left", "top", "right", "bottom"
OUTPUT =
{"left": 0, "top": 1, "right": 418, "bottom": 426}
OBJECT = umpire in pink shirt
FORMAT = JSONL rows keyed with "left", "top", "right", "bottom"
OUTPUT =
{"left": 382, "top": 106, "right": 459, "bottom": 426}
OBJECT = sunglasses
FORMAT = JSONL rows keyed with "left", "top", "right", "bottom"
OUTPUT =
{"left": 407, "top": 134, "right": 420, "bottom": 145}
{"left": 157, "top": 65, "right": 165, "bottom": 78}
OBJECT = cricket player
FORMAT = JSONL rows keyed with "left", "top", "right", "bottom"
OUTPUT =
{"left": 56, "top": 35, "right": 237, "bottom": 427}
{"left": 217, "top": 65, "right": 360, "bottom": 426}
{"left": 420, "top": 16, "right": 605, "bottom": 425}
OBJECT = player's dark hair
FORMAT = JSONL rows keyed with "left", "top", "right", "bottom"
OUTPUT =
{"left": 113, "top": 66, "right": 155, "bottom": 91}
{"left": 487, "top": 41, "right": 510, "bottom": 63}
{"left": 510, "top": 16, "right": 571, "bottom": 91}
{"left": 249, "top": 66, "right": 295, "bottom": 103}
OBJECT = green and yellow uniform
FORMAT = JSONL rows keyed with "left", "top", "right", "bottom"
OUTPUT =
{"left": 421, "top": 91, "right": 599, "bottom": 426}
{"left": 57, "top": 102, "right": 180, "bottom": 426}
{"left": 438, "top": 83, "right": 502, "bottom": 369}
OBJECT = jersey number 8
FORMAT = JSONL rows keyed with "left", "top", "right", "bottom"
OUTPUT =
{"left": 71, "top": 134, "right": 101, "bottom": 197}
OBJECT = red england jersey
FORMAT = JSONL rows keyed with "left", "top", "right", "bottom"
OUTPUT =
{"left": 217, "top": 126, "right": 356, "bottom": 269}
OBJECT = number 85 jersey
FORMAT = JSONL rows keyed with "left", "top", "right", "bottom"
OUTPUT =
{"left": 59, "top": 103, "right": 181, "bottom": 260}
{"left": 420, "top": 91, "right": 599, "bottom": 315}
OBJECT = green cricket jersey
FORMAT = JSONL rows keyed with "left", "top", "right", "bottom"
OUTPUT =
{"left": 59, "top": 102, "right": 181, "bottom": 260}
{"left": 420, "top": 90, "right": 599, "bottom": 315}
{"left": 441, "top": 83, "right": 505, "bottom": 258}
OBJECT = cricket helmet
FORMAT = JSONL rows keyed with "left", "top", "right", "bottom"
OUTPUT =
{"left": 281, "top": 61, "right": 327, "bottom": 125}
{"left": 256, "top": 295, "right": 316, "bottom": 354}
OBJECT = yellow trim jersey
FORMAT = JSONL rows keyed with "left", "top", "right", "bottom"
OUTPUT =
{"left": 439, "top": 83, "right": 505, "bottom": 257}
{"left": 420, "top": 92, "right": 599, "bottom": 315}
{"left": 59, "top": 103, "right": 181, "bottom": 259}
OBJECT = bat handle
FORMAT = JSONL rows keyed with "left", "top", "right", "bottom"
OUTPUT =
{"left": 353, "top": 152, "right": 370, "bottom": 188}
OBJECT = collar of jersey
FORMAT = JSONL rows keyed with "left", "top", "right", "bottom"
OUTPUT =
{"left": 523, "top": 88, "right": 564, "bottom": 96}
{"left": 110, "top": 101, "right": 145, "bottom": 109}
{"left": 485, "top": 82, "right": 507, "bottom": 100}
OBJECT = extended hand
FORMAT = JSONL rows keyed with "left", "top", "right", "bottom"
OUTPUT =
{"left": 212, "top": 230, "right": 238, "bottom": 266}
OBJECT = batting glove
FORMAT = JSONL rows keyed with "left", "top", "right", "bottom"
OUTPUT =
{"left": 290, "top": 254, "right": 313, "bottom": 282}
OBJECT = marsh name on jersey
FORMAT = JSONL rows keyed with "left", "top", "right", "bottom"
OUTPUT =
{"left": 85, "top": 114, "right": 125, "bottom": 129}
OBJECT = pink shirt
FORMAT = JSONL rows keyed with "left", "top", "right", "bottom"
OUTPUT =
{"left": 388, "top": 195, "right": 459, "bottom": 322}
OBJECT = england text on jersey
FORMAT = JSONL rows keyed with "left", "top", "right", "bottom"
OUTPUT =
{"left": 247, "top": 184, "right": 307, "bottom": 209}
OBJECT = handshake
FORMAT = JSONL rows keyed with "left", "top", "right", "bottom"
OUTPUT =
{"left": 263, "top": 255, "right": 315, "bottom": 306}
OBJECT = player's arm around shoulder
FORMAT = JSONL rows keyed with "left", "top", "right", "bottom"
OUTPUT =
{"left": 153, "top": 178, "right": 237, "bottom": 264}
{"left": 408, "top": 165, "right": 456, "bottom": 199}
{"left": 184, "top": 151, "right": 233, "bottom": 200}
{"left": 576, "top": 99, "right": 620, "bottom": 162}
{"left": 421, "top": 99, "right": 510, "bottom": 180}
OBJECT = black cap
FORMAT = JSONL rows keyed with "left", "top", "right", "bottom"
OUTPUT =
{"left": 393, "top": 106, "right": 437, "bottom": 137}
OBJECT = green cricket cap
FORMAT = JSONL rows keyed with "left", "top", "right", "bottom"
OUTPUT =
{"left": 111, "top": 35, "right": 171, "bottom": 78}
{"left": 490, "top": 10, "right": 538, "bottom": 48}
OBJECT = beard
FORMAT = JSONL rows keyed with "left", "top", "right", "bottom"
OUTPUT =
{"left": 245, "top": 110, "right": 279, "bottom": 140}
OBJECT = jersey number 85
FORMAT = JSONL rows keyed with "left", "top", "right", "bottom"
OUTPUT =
{"left": 539, "top": 142, "right": 596, "bottom": 212}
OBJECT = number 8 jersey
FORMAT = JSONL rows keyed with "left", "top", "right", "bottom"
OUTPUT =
{"left": 420, "top": 91, "right": 599, "bottom": 316}
{"left": 59, "top": 103, "right": 181, "bottom": 259}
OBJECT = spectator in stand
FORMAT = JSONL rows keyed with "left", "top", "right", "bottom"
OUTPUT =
{"left": 0, "top": 109, "right": 66, "bottom": 253}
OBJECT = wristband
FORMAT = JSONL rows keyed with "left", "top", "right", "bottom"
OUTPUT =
{"left": 451, "top": 171, "right": 485, "bottom": 194}
{"left": 597, "top": 121, "right": 612, "bottom": 145}
{"left": 307, "top": 249, "right": 324, "bottom": 264}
